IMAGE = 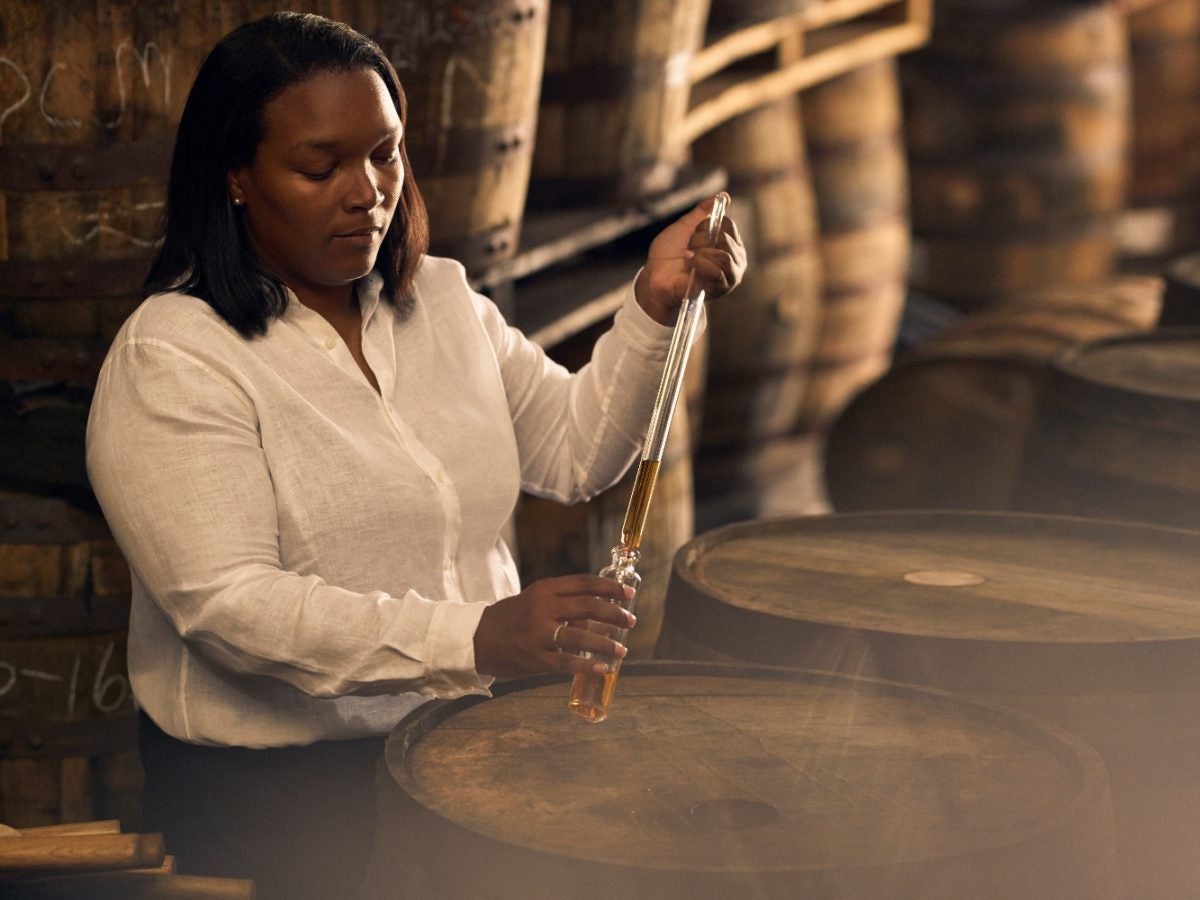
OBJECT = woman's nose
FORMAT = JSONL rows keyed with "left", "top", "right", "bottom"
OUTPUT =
{"left": 346, "top": 165, "right": 382, "bottom": 210}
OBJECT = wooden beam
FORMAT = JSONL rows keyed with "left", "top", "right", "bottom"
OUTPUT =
{"left": 683, "top": 19, "right": 929, "bottom": 144}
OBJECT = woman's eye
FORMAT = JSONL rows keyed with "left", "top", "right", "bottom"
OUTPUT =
{"left": 373, "top": 152, "right": 397, "bottom": 165}
{"left": 300, "top": 168, "right": 334, "bottom": 181}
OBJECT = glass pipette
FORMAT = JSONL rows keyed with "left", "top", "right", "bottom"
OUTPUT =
{"left": 568, "top": 191, "right": 731, "bottom": 722}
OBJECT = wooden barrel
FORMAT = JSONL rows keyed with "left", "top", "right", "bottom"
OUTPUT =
{"left": 1160, "top": 249, "right": 1200, "bottom": 326}
{"left": 902, "top": 3, "right": 1129, "bottom": 310}
{"left": 824, "top": 277, "right": 1162, "bottom": 512}
{"left": 1119, "top": 0, "right": 1200, "bottom": 264}
{"left": 528, "top": 0, "right": 710, "bottom": 206}
{"left": 690, "top": 95, "right": 824, "bottom": 529}
{"left": 0, "top": 0, "right": 545, "bottom": 347}
{"left": 0, "top": 382, "right": 98, "bottom": 510}
{"left": 0, "top": 0, "right": 201, "bottom": 342}
{"left": 797, "top": 58, "right": 910, "bottom": 434}
{"left": 0, "top": 491, "right": 139, "bottom": 829}
{"left": 371, "top": 661, "right": 1119, "bottom": 899}
{"left": 661, "top": 511, "right": 1200, "bottom": 899}
{"left": 1015, "top": 328, "right": 1200, "bottom": 530}
{"left": 370, "top": 0, "right": 549, "bottom": 274}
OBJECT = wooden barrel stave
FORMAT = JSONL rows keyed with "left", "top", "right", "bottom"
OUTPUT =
{"left": 902, "top": 3, "right": 1130, "bottom": 309}
{"left": 529, "top": 0, "right": 710, "bottom": 205}
{"left": 0, "top": 491, "right": 138, "bottom": 828}
{"left": 1121, "top": 0, "right": 1200, "bottom": 262}
{"left": 690, "top": 94, "right": 824, "bottom": 527}
{"left": 1015, "top": 328, "right": 1200, "bottom": 530}
{"left": 799, "top": 59, "right": 909, "bottom": 434}
{"left": 369, "top": 0, "right": 548, "bottom": 274}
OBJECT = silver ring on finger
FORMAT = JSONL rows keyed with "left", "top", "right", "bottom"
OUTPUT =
{"left": 552, "top": 622, "right": 567, "bottom": 650}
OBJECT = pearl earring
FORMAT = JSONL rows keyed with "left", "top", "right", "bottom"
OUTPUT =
{"left": 232, "top": 197, "right": 244, "bottom": 206}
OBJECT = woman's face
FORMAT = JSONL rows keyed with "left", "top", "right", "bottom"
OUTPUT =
{"left": 228, "top": 66, "right": 403, "bottom": 307}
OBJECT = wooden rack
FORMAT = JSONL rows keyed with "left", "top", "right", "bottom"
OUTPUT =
{"left": 685, "top": 0, "right": 932, "bottom": 144}
{"left": 470, "top": 0, "right": 931, "bottom": 352}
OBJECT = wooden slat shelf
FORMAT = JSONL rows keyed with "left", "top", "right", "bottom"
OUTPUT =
{"left": 467, "top": 0, "right": 933, "bottom": 352}
{"left": 474, "top": 165, "right": 727, "bottom": 349}
{"left": 684, "top": 0, "right": 931, "bottom": 144}
{"left": 513, "top": 257, "right": 637, "bottom": 349}
{"left": 470, "top": 166, "right": 726, "bottom": 293}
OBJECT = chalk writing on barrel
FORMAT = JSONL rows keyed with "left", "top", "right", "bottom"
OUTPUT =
{"left": 0, "top": 56, "right": 33, "bottom": 139}
{"left": 56, "top": 199, "right": 165, "bottom": 249}
{"left": 97, "top": 41, "right": 172, "bottom": 130}
{"left": 377, "top": 5, "right": 533, "bottom": 70}
{"left": 0, "top": 641, "right": 131, "bottom": 716}
{"left": 0, "top": 41, "right": 171, "bottom": 139}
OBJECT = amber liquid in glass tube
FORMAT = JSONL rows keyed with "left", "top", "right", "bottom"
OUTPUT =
{"left": 568, "top": 543, "right": 642, "bottom": 722}
{"left": 619, "top": 458, "right": 660, "bottom": 550}
{"left": 568, "top": 669, "right": 620, "bottom": 723}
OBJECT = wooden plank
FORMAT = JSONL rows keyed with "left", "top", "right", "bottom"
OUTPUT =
{"left": 0, "top": 832, "right": 164, "bottom": 874}
{"left": 7, "top": 871, "right": 254, "bottom": 899}
{"left": 514, "top": 258, "right": 637, "bottom": 348}
{"left": 15, "top": 822, "right": 122, "bottom": 838}
{"left": 683, "top": 17, "right": 930, "bottom": 144}
{"left": 690, "top": 0, "right": 902, "bottom": 82}
{"left": 470, "top": 166, "right": 726, "bottom": 292}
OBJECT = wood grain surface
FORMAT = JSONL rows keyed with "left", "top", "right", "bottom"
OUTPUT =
{"left": 374, "top": 663, "right": 1117, "bottom": 899}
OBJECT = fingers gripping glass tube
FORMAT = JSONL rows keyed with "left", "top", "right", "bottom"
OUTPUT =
{"left": 569, "top": 192, "right": 731, "bottom": 723}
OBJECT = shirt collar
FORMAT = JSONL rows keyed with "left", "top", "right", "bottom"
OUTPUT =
{"left": 280, "top": 271, "right": 386, "bottom": 339}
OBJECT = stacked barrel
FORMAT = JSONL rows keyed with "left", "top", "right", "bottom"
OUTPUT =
{"left": 827, "top": 0, "right": 1200, "bottom": 520}
{"left": 0, "top": 0, "right": 558, "bottom": 831}
{"left": 803, "top": 6, "right": 1200, "bottom": 896}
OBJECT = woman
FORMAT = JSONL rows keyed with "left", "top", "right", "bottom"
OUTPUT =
{"left": 86, "top": 10, "right": 744, "bottom": 899}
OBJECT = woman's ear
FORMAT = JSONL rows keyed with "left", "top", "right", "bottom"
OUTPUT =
{"left": 227, "top": 171, "right": 247, "bottom": 207}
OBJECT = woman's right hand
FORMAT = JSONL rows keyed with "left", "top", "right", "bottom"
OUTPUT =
{"left": 474, "top": 575, "right": 637, "bottom": 679}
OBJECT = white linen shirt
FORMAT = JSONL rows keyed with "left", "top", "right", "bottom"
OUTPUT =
{"left": 86, "top": 255, "right": 676, "bottom": 748}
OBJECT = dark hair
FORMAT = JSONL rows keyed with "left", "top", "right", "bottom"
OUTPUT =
{"left": 145, "top": 12, "right": 428, "bottom": 337}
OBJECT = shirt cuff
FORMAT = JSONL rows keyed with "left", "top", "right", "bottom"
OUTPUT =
{"left": 611, "top": 268, "right": 706, "bottom": 361}
{"left": 612, "top": 269, "right": 675, "bottom": 359}
{"left": 423, "top": 598, "right": 494, "bottom": 697}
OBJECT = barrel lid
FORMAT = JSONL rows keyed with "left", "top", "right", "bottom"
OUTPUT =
{"left": 1049, "top": 328, "right": 1200, "bottom": 411}
{"left": 382, "top": 662, "right": 1112, "bottom": 896}
{"left": 666, "top": 512, "right": 1200, "bottom": 691}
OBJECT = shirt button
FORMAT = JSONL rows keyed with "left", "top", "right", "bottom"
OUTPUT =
{"left": 324, "top": 336, "right": 336, "bottom": 350}
{"left": 443, "top": 559, "right": 454, "bottom": 573}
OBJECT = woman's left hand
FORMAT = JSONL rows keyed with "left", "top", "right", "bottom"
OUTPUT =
{"left": 635, "top": 194, "right": 747, "bottom": 326}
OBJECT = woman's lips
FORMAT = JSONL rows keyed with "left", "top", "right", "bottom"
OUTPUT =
{"left": 333, "top": 227, "right": 380, "bottom": 247}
